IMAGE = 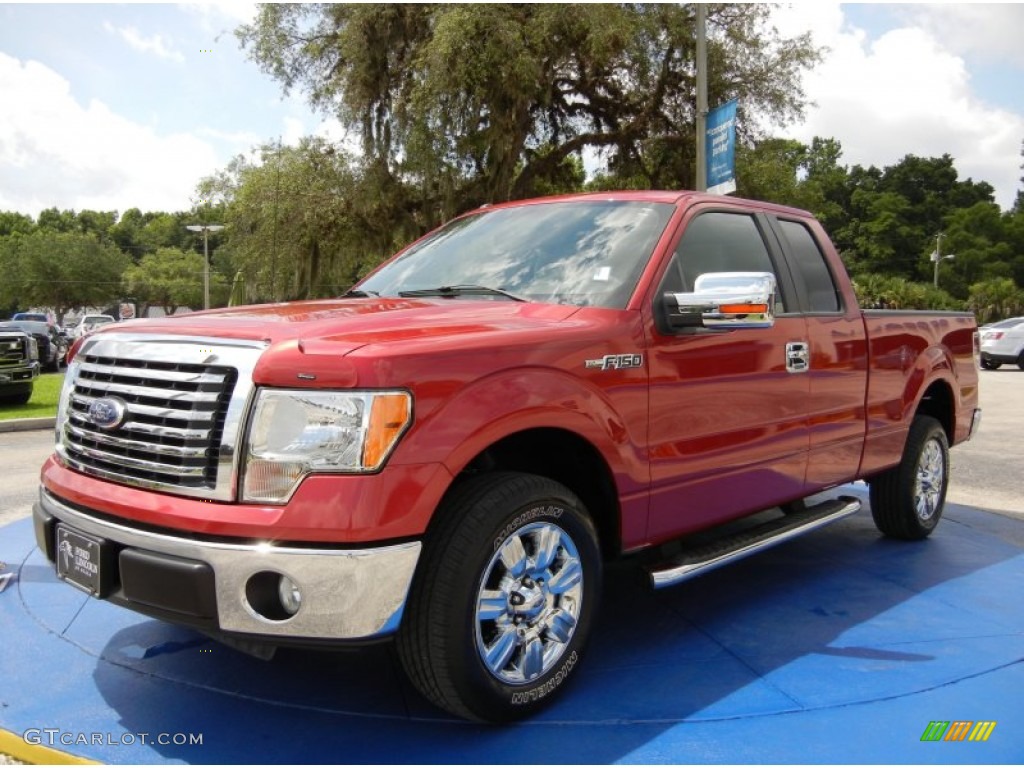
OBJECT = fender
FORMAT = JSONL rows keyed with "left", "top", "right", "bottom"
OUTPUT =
{"left": 395, "top": 365, "right": 649, "bottom": 501}
{"left": 861, "top": 335, "right": 962, "bottom": 478}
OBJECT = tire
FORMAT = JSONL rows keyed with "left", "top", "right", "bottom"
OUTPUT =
{"left": 980, "top": 358, "right": 1001, "bottom": 370}
{"left": 397, "top": 471, "right": 601, "bottom": 723}
{"left": 869, "top": 415, "right": 949, "bottom": 540}
{"left": 0, "top": 388, "right": 32, "bottom": 405}
{"left": 1017, "top": 352, "right": 1024, "bottom": 371}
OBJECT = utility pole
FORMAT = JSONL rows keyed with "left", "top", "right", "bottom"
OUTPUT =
{"left": 186, "top": 224, "right": 225, "bottom": 310}
{"left": 931, "top": 232, "right": 955, "bottom": 288}
{"left": 695, "top": 4, "right": 708, "bottom": 192}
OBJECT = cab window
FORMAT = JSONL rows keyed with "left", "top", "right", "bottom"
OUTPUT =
{"left": 777, "top": 219, "right": 841, "bottom": 313}
{"left": 658, "top": 212, "right": 787, "bottom": 313}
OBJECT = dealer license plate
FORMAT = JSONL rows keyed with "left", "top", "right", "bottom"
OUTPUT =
{"left": 56, "top": 525, "right": 103, "bottom": 595}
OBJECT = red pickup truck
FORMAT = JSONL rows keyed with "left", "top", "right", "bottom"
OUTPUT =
{"left": 34, "top": 191, "right": 980, "bottom": 722}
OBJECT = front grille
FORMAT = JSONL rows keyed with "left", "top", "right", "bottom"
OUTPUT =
{"left": 0, "top": 336, "right": 28, "bottom": 367}
{"left": 63, "top": 354, "right": 238, "bottom": 494}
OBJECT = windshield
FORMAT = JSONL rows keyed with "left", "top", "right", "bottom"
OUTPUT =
{"left": 989, "top": 317, "right": 1024, "bottom": 329}
{"left": 11, "top": 321, "right": 49, "bottom": 334}
{"left": 358, "top": 200, "right": 674, "bottom": 309}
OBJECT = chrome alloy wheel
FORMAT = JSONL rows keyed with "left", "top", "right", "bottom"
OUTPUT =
{"left": 475, "top": 521, "right": 584, "bottom": 685}
{"left": 914, "top": 437, "right": 945, "bottom": 521}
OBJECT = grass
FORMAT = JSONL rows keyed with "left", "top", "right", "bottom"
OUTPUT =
{"left": 0, "top": 372, "right": 63, "bottom": 420}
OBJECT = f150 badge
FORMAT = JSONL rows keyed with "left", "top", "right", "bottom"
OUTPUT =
{"left": 585, "top": 353, "right": 643, "bottom": 371}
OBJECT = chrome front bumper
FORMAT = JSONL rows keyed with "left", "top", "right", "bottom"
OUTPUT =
{"left": 34, "top": 490, "right": 421, "bottom": 642}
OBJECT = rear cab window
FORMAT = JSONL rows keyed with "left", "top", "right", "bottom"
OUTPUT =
{"left": 774, "top": 219, "right": 841, "bottom": 314}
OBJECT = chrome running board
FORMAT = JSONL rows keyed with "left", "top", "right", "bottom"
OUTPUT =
{"left": 648, "top": 496, "right": 862, "bottom": 589}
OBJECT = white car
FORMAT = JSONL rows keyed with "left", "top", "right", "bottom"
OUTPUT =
{"left": 980, "top": 317, "right": 1024, "bottom": 370}
{"left": 69, "top": 314, "right": 116, "bottom": 339}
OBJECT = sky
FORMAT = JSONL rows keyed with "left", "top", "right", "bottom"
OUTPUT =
{"left": 0, "top": 2, "right": 1022, "bottom": 219}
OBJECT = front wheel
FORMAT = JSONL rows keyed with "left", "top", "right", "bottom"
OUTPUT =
{"left": 869, "top": 415, "right": 949, "bottom": 540}
{"left": 980, "top": 358, "right": 1001, "bottom": 370}
{"left": 0, "top": 388, "right": 32, "bottom": 405}
{"left": 397, "top": 472, "right": 601, "bottom": 722}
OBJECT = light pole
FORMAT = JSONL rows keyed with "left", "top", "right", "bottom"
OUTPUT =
{"left": 930, "top": 232, "right": 955, "bottom": 288}
{"left": 695, "top": 3, "right": 708, "bottom": 192}
{"left": 186, "top": 224, "right": 224, "bottom": 309}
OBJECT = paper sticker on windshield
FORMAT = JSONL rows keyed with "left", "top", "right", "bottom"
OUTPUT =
{"left": 593, "top": 266, "right": 611, "bottom": 282}
{"left": 585, "top": 354, "right": 643, "bottom": 371}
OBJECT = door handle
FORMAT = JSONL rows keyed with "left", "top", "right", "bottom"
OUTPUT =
{"left": 786, "top": 342, "right": 809, "bottom": 373}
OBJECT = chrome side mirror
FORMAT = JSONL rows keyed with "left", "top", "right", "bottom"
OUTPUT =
{"left": 662, "top": 271, "right": 776, "bottom": 331}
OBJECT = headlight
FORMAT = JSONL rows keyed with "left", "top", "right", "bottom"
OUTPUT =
{"left": 242, "top": 390, "right": 412, "bottom": 503}
{"left": 54, "top": 359, "right": 79, "bottom": 444}
{"left": 27, "top": 337, "right": 39, "bottom": 361}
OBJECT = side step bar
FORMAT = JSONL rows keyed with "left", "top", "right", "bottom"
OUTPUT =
{"left": 648, "top": 496, "right": 862, "bottom": 589}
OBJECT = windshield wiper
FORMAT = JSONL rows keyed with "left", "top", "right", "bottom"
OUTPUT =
{"left": 398, "top": 284, "right": 528, "bottom": 302}
{"left": 342, "top": 289, "right": 380, "bottom": 298}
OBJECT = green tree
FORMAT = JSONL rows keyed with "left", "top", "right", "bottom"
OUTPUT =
{"left": 140, "top": 213, "right": 187, "bottom": 253}
{"left": 832, "top": 154, "right": 996, "bottom": 285}
{"left": 734, "top": 136, "right": 850, "bottom": 230}
{"left": 1015, "top": 140, "right": 1023, "bottom": 213}
{"left": 967, "top": 277, "right": 1024, "bottom": 324}
{"left": 238, "top": 3, "right": 819, "bottom": 225}
{"left": 735, "top": 138, "right": 808, "bottom": 207}
{"left": 850, "top": 274, "right": 960, "bottom": 311}
{"left": 199, "top": 137, "right": 383, "bottom": 302}
{"left": 937, "top": 202, "right": 1015, "bottom": 298}
{"left": 36, "top": 208, "right": 77, "bottom": 233}
{"left": 0, "top": 230, "right": 130, "bottom": 321}
{"left": 0, "top": 212, "right": 35, "bottom": 238}
{"left": 122, "top": 247, "right": 225, "bottom": 314}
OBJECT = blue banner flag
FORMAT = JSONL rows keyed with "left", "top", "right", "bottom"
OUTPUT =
{"left": 706, "top": 99, "right": 738, "bottom": 195}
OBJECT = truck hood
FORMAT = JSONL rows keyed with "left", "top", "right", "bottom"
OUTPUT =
{"left": 108, "top": 298, "right": 582, "bottom": 351}
{"left": 93, "top": 299, "right": 589, "bottom": 388}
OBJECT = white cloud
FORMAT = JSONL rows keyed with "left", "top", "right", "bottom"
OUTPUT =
{"left": 196, "top": 126, "right": 263, "bottom": 149}
{"left": 181, "top": 1, "right": 259, "bottom": 27}
{"left": 0, "top": 53, "right": 220, "bottom": 216}
{"left": 103, "top": 21, "right": 185, "bottom": 64}
{"left": 904, "top": 4, "right": 1024, "bottom": 67}
{"left": 768, "top": 3, "right": 1024, "bottom": 209}
{"left": 281, "top": 116, "right": 306, "bottom": 147}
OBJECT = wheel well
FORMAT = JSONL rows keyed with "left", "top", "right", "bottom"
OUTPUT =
{"left": 461, "top": 428, "right": 622, "bottom": 558}
{"left": 916, "top": 380, "right": 954, "bottom": 441}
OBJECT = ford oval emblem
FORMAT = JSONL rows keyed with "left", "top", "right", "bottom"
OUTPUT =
{"left": 87, "top": 397, "right": 128, "bottom": 430}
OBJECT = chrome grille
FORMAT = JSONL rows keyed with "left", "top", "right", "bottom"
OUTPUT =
{"left": 57, "top": 334, "right": 265, "bottom": 501}
{"left": 0, "top": 336, "right": 28, "bottom": 367}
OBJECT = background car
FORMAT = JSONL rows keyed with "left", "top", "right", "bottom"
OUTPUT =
{"left": 0, "top": 323, "right": 40, "bottom": 404}
{"left": 12, "top": 312, "right": 52, "bottom": 323}
{"left": 980, "top": 317, "right": 1024, "bottom": 370}
{"left": 5, "top": 320, "right": 67, "bottom": 371}
{"left": 68, "top": 314, "right": 116, "bottom": 339}
{"left": 979, "top": 316, "right": 1024, "bottom": 335}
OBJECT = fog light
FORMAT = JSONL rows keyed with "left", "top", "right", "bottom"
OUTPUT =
{"left": 278, "top": 575, "right": 302, "bottom": 616}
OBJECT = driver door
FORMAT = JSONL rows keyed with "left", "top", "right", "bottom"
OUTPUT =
{"left": 645, "top": 208, "right": 810, "bottom": 543}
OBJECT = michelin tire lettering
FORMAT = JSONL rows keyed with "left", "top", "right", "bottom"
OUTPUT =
{"left": 494, "top": 505, "right": 564, "bottom": 551}
{"left": 510, "top": 650, "right": 579, "bottom": 705}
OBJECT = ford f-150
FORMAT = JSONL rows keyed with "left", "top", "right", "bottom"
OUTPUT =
{"left": 34, "top": 191, "right": 981, "bottom": 722}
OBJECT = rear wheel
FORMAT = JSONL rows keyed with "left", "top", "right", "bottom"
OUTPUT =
{"left": 980, "top": 358, "right": 1001, "bottom": 370}
{"left": 1017, "top": 352, "right": 1024, "bottom": 371}
{"left": 397, "top": 471, "right": 601, "bottom": 722}
{"left": 869, "top": 415, "right": 949, "bottom": 540}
